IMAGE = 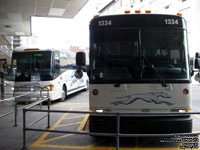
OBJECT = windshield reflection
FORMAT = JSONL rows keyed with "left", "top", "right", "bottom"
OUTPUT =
{"left": 12, "top": 51, "right": 53, "bottom": 81}
{"left": 90, "top": 28, "right": 189, "bottom": 83}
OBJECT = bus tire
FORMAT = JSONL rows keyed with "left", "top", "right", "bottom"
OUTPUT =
{"left": 60, "top": 86, "right": 67, "bottom": 102}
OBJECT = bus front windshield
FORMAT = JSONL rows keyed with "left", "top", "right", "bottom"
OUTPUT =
{"left": 90, "top": 28, "right": 189, "bottom": 83}
{"left": 12, "top": 51, "right": 53, "bottom": 81}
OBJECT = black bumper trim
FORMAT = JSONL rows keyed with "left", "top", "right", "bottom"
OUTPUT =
{"left": 89, "top": 116, "right": 192, "bottom": 134}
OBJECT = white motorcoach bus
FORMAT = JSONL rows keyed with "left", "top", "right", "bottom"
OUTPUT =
{"left": 76, "top": 13, "right": 197, "bottom": 134}
{"left": 12, "top": 48, "right": 88, "bottom": 101}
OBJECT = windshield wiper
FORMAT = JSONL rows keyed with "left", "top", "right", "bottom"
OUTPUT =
{"left": 158, "top": 75, "right": 167, "bottom": 87}
{"left": 143, "top": 56, "right": 167, "bottom": 87}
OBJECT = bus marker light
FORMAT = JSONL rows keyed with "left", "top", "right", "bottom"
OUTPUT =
{"left": 24, "top": 48, "right": 39, "bottom": 51}
{"left": 145, "top": 10, "right": 151, "bottom": 13}
{"left": 135, "top": 10, "right": 141, "bottom": 13}
{"left": 14, "top": 87, "right": 18, "bottom": 91}
{"left": 94, "top": 14, "right": 99, "bottom": 18}
{"left": 177, "top": 12, "right": 182, "bottom": 16}
{"left": 125, "top": 10, "right": 131, "bottom": 13}
{"left": 89, "top": 109, "right": 94, "bottom": 112}
{"left": 92, "top": 89, "right": 98, "bottom": 95}
{"left": 183, "top": 89, "right": 189, "bottom": 95}
{"left": 49, "top": 84, "right": 54, "bottom": 91}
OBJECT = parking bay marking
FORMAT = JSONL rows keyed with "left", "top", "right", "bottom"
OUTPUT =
{"left": 194, "top": 115, "right": 200, "bottom": 119}
{"left": 31, "top": 107, "right": 200, "bottom": 150}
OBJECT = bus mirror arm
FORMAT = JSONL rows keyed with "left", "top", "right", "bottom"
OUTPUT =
{"left": 194, "top": 52, "right": 200, "bottom": 70}
{"left": 190, "top": 52, "right": 200, "bottom": 81}
{"left": 0, "top": 59, "right": 8, "bottom": 73}
{"left": 190, "top": 69, "right": 194, "bottom": 77}
{"left": 55, "top": 63, "right": 60, "bottom": 70}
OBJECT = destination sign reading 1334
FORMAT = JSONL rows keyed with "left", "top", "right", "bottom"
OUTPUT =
{"left": 98, "top": 19, "right": 179, "bottom": 27}
{"left": 164, "top": 19, "right": 179, "bottom": 25}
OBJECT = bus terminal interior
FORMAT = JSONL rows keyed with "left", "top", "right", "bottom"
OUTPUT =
{"left": 1, "top": 0, "right": 200, "bottom": 150}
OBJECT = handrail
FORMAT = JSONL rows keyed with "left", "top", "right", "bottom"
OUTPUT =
{"left": 0, "top": 92, "right": 33, "bottom": 102}
{"left": 24, "top": 109, "right": 200, "bottom": 116}
{"left": 22, "top": 99, "right": 200, "bottom": 150}
{"left": 0, "top": 85, "right": 50, "bottom": 127}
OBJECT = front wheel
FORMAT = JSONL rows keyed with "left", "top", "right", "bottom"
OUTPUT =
{"left": 60, "top": 86, "right": 67, "bottom": 102}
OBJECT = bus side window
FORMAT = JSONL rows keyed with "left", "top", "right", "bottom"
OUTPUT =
{"left": 60, "top": 52, "right": 68, "bottom": 68}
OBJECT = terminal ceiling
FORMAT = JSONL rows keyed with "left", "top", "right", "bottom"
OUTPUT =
{"left": 0, "top": 0, "right": 88, "bottom": 37}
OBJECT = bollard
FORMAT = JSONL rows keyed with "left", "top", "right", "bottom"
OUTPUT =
{"left": 14, "top": 90, "right": 18, "bottom": 127}
{"left": 47, "top": 89, "right": 50, "bottom": 128}
{"left": 23, "top": 109, "right": 26, "bottom": 149}
{"left": 116, "top": 113, "right": 120, "bottom": 150}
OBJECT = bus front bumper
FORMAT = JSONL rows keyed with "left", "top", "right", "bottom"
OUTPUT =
{"left": 13, "top": 91, "right": 54, "bottom": 101}
{"left": 89, "top": 115, "right": 192, "bottom": 134}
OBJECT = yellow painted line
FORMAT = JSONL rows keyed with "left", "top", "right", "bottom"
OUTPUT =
{"left": 51, "top": 103, "right": 88, "bottom": 108}
{"left": 192, "top": 131, "right": 200, "bottom": 133}
{"left": 194, "top": 115, "right": 200, "bottom": 119}
{"left": 52, "top": 103, "right": 69, "bottom": 106}
{"left": 31, "top": 106, "right": 198, "bottom": 150}
{"left": 31, "top": 143, "right": 117, "bottom": 149}
{"left": 0, "top": 110, "right": 8, "bottom": 112}
{"left": 31, "top": 107, "right": 73, "bottom": 147}
{"left": 57, "top": 121, "right": 82, "bottom": 128}
{"left": 63, "top": 115, "right": 85, "bottom": 120}
{"left": 41, "top": 134, "right": 73, "bottom": 144}
{"left": 31, "top": 143, "right": 190, "bottom": 150}
{"left": 77, "top": 114, "right": 89, "bottom": 132}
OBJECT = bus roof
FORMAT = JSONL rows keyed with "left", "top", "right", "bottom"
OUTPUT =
{"left": 90, "top": 14, "right": 186, "bottom": 29}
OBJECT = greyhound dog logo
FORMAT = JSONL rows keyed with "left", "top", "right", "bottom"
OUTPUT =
{"left": 111, "top": 92, "right": 173, "bottom": 106}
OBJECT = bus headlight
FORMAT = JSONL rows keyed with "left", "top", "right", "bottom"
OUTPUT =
{"left": 179, "top": 109, "right": 186, "bottom": 113}
{"left": 170, "top": 109, "right": 191, "bottom": 112}
{"left": 96, "top": 109, "right": 104, "bottom": 113}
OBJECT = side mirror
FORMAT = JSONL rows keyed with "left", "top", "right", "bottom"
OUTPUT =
{"left": 194, "top": 52, "right": 200, "bottom": 69}
{"left": 76, "top": 52, "right": 86, "bottom": 67}
{"left": 3, "top": 62, "right": 8, "bottom": 70}
{"left": 75, "top": 68, "right": 83, "bottom": 79}
{"left": 0, "top": 59, "right": 8, "bottom": 73}
{"left": 195, "top": 73, "right": 200, "bottom": 81}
